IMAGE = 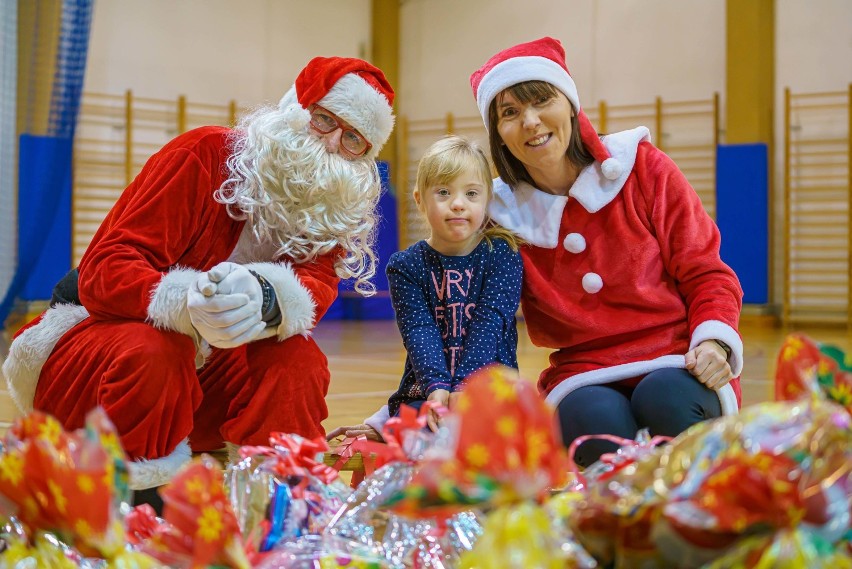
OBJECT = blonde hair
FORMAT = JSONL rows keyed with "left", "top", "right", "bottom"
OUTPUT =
{"left": 415, "top": 135, "right": 521, "bottom": 251}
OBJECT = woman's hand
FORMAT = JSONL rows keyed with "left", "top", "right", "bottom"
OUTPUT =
{"left": 685, "top": 340, "right": 734, "bottom": 390}
{"left": 426, "top": 389, "right": 450, "bottom": 432}
{"left": 325, "top": 424, "right": 383, "bottom": 442}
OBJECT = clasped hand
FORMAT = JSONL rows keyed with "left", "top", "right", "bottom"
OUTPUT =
{"left": 187, "top": 262, "right": 267, "bottom": 348}
{"left": 685, "top": 340, "right": 733, "bottom": 389}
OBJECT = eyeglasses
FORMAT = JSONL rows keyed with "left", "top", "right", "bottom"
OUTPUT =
{"left": 308, "top": 104, "right": 372, "bottom": 157}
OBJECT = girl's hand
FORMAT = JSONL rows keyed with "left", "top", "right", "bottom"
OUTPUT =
{"left": 325, "top": 424, "right": 383, "bottom": 442}
{"left": 685, "top": 340, "right": 734, "bottom": 390}
{"left": 426, "top": 389, "right": 450, "bottom": 431}
{"left": 448, "top": 391, "right": 463, "bottom": 410}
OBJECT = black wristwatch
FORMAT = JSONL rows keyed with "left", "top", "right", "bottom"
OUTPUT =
{"left": 714, "top": 339, "right": 732, "bottom": 358}
{"left": 248, "top": 270, "right": 281, "bottom": 325}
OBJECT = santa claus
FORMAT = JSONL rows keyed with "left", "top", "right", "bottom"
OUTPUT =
{"left": 2, "top": 56, "right": 395, "bottom": 503}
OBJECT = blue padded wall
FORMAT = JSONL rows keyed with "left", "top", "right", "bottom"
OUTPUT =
{"left": 716, "top": 144, "right": 768, "bottom": 304}
{"left": 0, "top": 135, "right": 72, "bottom": 324}
{"left": 326, "top": 160, "right": 397, "bottom": 320}
{"left": 19, "top": 135, "right": 73, "bottom": 300}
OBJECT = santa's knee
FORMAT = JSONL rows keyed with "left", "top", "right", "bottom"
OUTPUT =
{"left": 106, "top": 325, "right": 199, "bottom": 406}
{"left": 224, "top": 336, "right": 330, "bottom": 444}
{"left": 98, "top": 325, "right": 202, "bottom": 461}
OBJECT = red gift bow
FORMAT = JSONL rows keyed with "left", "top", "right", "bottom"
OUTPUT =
{"left": 125, "top": 504, "right": 161, "bottom": 546}
{"left": 350, "top": 402, "right": 441, "bottom": 476}
{"left": 329, "top": 434, "right": 366, "bottom": 471}
{"left": 269, "top": 432, "right": 339, "bottom": 486}
{"left": 238, "top": 434, "right": 339, "bottom": 496}
{"left": 567, "top": 433, "right": 672, "bottom": 490}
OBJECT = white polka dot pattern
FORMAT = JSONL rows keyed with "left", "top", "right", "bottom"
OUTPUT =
{"left": 384, "top": 238, "right": 523, "bottom": 416}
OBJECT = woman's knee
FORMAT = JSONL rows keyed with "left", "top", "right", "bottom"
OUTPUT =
{"left": 631, "top": 368, "right": 721, "bottom": 436}
{"left": 556, "top": 385, "right": 638, "bottom": 467}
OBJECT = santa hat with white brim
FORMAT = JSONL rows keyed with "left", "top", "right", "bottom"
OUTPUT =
{"left": 470, "top": 36, "right": 623, "bottom": 180}
{"left": 278, "top": 56, "right": 395, "bottom": 159}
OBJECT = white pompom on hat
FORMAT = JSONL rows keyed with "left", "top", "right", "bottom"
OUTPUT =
{"left": 278, "top": 56, "right": 395, "bottom": 158}
{"left": 470, "top": 37, "right": 622, "bottom": 180}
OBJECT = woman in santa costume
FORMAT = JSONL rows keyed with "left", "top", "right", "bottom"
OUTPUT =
{"left": 2, "top": 56, "right": 395, "bottom": 498}
{"left": 468, "top": 37, "right": 743, "bottom": 466}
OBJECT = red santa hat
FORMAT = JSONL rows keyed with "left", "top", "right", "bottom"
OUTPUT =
{"left": 279, "top": 56, "right": 395, "bottom": 158}
{"left": 470, "top": 37, "right": 622, "bottom": 180}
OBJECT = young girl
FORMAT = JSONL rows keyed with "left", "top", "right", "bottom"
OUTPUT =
{"left": 327, "top": 135, "right": 523, "bottom": 439}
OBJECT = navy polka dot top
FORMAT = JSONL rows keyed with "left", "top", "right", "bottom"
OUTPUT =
{"left": 386, "top": 237, "right": 523, "bottom": 416}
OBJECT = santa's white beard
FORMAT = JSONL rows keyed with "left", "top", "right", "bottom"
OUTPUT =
{"left": 216, "top": 107, "right": 380, "bottom": 290}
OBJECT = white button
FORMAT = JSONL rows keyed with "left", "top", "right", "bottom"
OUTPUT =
{"left": 563, "top": 233, "right": 586, "bottom": 253}
{"left": 582, "top": 272, "right": 603, "bottom": 294}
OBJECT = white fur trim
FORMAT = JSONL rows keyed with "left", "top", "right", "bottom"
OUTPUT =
{"left": 128, "top": 439, "right": 192, "bottom": 490}
{"left": 582, "top": 272, "right": 603, "bottom": 294}
{"left": 716, "top": 383, "right": 739, "bottom": 415}
{"left": 364, "top": 404, "right": 390, "bottom": 434}
{"left": 563, "top": 233, "right": 586, "bottom": 253}
{"left": 488, "top": 178, "right": 568, "bottom": 248}
{"left": 475, "top": 56, "right": 579, "bottom": 126}
{"left": 244, "top": 261, "right": 316, "bottom": 339}
{"left": 488, "top": 127, "right": 651, "bottom": 247}
{"left": 601, "top": 157, "right": 622, "bottom": 180}
{"left": 689, "top": 320, "right": 744, "bottom": 377}
{"left": 569, "top": 127, "right": 651, "bottom": 213}
{"left": 544, "top": 354, "right": 738, "bottom": 417}
{"left": 147, "top": 267, "right": 202, "bottom": 337}
{"left": 544, "top": 355, "right": 687, "bottom": 408}
{"left": 2, "top": 304, "right": 89, "bottom": 413}
{"left": 319, "top": 73, "right": 394, "bottom": 158}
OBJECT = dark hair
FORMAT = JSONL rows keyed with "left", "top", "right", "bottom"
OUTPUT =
{"left": 487, "top": 80, "right": 594, "bottom": 188}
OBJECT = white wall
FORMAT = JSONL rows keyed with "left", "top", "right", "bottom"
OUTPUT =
{"left": 82, "top": 1, "right": 852, "bottom": 124}
{"left": 777, "top": 0, "right": 852, "bottom": 93}
{"left": 399, "top": 0, "right": 726, "bottom": 121}
{"left": 83, "top": 0, "right": 371, "bottom": 107}
{"left": 773, "top": 0, "right": 852, "bottom": 308}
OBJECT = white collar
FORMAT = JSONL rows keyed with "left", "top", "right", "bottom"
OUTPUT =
{"left": 489, "top": 127, "right": 651, "bottom": 248}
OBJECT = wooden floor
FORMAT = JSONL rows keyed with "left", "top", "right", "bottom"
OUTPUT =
{"left": 1, "top": 318, "right": 851, "bottom": 437}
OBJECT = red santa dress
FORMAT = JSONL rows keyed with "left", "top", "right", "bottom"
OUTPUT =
{"left": 3, "top": 126, "right": 340, "bottom": 488}
{"left": 488, "top": 126, "right": 744, "bottom": 414}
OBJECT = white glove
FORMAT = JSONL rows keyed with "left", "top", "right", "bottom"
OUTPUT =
{"left": 187, "top": 262, "right": 266, "bottom": 348}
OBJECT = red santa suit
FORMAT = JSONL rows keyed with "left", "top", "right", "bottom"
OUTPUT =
{"left": 489, "top": 126, "right": 744, "bottom": 415}
{"left": 5, "top": 126, "right": 337, "bottom": 487}
{"left": 2, "top": 56, "right": 396, "bottom": 489}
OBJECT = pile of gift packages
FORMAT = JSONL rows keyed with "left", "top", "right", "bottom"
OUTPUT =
{"left": 0, "top": 334, "right": 850, "bottom": 568}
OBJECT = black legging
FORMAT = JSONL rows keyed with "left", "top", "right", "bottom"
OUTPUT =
{"left": 557, "top": 368, "right": 722, "bottom": 468}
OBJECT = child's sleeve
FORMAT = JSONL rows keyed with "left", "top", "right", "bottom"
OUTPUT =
{"left": 387, "top": 252, "right": 453, "bottom": 395}
{"left": 453, "top": 240, "right": 523, "bottom": 388}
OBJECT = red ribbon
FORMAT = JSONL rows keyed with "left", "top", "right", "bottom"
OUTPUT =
{"left": 329, "top": 435, "right": 365, "bottom": 471}
{"left": 238, "top": 433, "right": 339, "bottom": 495}
{"left": 350, "top": 402, "right": 440, "bottom": 476}
{"left": 124, "top": 504, "right": 161, "bottom": 545}
{"left": 567, "top": 433, "right": 672, "bottom": 489}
